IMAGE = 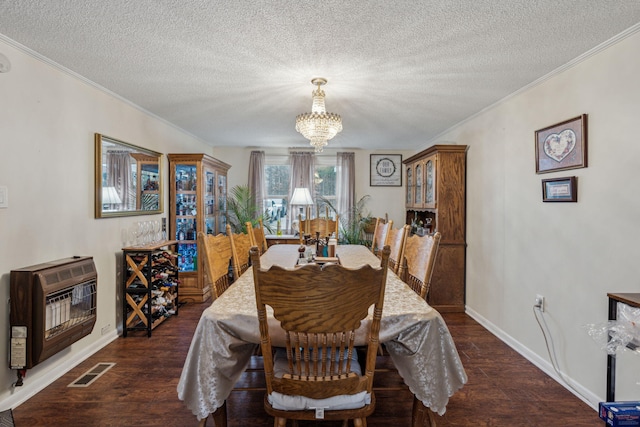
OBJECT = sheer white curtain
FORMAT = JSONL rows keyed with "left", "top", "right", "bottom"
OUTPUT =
{"left": 336, "top": 152, "right": 355, "bottom": 222}
{"left": 288, "top": 152, "right": 315, "bottom": 231}
{"left": 248, "top": 151, "right": 265, "bottom": 214}
{"left": 107, "top": 151, "right": 134, "bottom": 210}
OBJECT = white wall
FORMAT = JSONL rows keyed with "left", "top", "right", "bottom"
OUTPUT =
{"left": 430, "top": 30, "right": 640, "bottom": 406}
{"left": 0, "top": 38, "right": 215, "bottom": 409}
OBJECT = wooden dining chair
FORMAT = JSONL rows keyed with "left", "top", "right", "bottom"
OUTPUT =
{"left": 227, "top": 224, "right": 253, "bottom": 281}
{"left": 298, "top": 215, "right": 339, "bottom": 244}
{"left": 371, "top": 218, "right": 393, "bottom": 257}
{"left": 250, "top": 245, "right": 390, "bottom": 427}
{"left": 387, "top": 224, "right": 410, "bottom": 275}
{"left": 198, "top": 231, "right": 233, "bottom": 299}
{"left": 399, "top": 232, "right": 442, "bottom": 301}
{"left": 361, "top": 214, "right": 387, "bottom": 247}
{"left": 246, "top": 218, "right": 268, "bottom": 255}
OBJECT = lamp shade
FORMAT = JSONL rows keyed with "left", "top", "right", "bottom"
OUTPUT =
{"left": 290, "top": 187, "right": 313, "bottom": 206}
{"left": 102, "top": 186, "right": 122, "bottom": 205}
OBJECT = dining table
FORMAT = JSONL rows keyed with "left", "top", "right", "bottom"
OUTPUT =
{"left": 177, "top": 244, "right": 467, "bottom": 425}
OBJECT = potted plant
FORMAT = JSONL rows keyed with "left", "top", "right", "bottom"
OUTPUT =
{"left": 320, "top": 195, "right": 372, "bottom": 244}
{"left": 226, "top": 185, "right": 272, "bottom": 234}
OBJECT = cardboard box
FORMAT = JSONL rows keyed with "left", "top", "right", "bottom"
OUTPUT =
{"left": 600, "top": 401, "right": 640, "bottom": 426}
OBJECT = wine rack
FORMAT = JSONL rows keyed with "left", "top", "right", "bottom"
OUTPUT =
{"left": 122, "top": 240, "right": 179, "bottom": 337}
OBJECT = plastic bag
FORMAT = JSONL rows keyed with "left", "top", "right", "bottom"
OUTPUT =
{"left": 585, "top": 304, "right": 640, "bottom": 355}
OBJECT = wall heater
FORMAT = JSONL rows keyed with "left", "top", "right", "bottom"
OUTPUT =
{"left": 10, "top": 256, "right": 97, "bottom": 370}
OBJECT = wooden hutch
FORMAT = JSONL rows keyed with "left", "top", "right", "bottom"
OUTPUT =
{"left": 404, "top": 145, "right": 467, "bottom": 312}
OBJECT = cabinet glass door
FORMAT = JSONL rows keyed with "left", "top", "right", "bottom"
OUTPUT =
{"left": 415, "top": 163, "right": 423, "bottom": 207}
{"left": 204, "top": 169, "right": 216, "bottom": 235}
{"left": 406, "top": 166, "right": 413, "bottom": 207}
{"left": 138, "top": 162, "right": 160, "bottom": 211}
{"left": 217, "top": 174, "right": 227, "bottom": 234}
{"left": 425, "top": 156, "right": 436, "bottom": 208}
{"left": 174, "top": 164, "right": 198, "bottom": 272}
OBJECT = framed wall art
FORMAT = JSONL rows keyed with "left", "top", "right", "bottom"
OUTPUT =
{"left": 542, "top": 176, "right": 577, "bottom": 202}
{"left": 370, "top": 154, "right": 402, "bottom": 186}
{"left": 535, "top": 114, "right": 587, "bottom": 174}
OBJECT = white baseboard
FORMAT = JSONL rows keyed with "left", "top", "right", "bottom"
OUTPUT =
{"left": 464, "top": 306, "right": 600, "bottom": 411}
{"left": 2, "top": 330, "right": 119, "bottom": 412}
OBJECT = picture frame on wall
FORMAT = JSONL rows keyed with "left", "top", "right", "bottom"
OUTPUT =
{"left": 535, "top": 114, "right": 587, "bottom": 174}
{"left": 370, "top": 154, "right": 402, "bottom": 186}
{"left": 542, "top": 176, "right": 577, "bottom": 202}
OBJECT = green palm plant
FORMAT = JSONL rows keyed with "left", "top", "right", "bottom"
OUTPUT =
{"left": 319, "top": 195, "right": 372, "bottom": 244}
{"left": 226, "top": 185, "right": 272, "bottom": 234}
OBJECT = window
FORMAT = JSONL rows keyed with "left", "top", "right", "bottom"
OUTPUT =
{"left": 263, "top": 156, "right": 290, "bottom": 232}
{"left": 263, "top": 154, "right": 337, "bottom": 233}
{"left": 314, "top": 157, "right": 336, "bottom": 218}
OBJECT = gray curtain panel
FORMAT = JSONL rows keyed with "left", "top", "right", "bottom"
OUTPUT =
{"left": 107, "top": 151, "right": 134, "bottom": 210}
{"left": 248, "top": 150, "right": 265, "bottom": 213}
{"left": 336, "top": 152, "right": 355, "bottom": 225}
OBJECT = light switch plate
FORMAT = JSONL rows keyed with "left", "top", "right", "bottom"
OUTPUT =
{"left": 0, "top": 186, "right": 7, "bottom": 208}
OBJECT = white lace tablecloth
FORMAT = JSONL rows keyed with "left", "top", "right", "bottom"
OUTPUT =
{"left": 177, "top": 245, "right": 467, "bottom": 421}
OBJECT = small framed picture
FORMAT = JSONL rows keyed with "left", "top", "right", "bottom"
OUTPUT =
{"left": 542, "top": 176, "right": 577, "bottom": 202}
{"left": 535, "top": 114, "right": 587, "bottom": 174}
{"left": 370, "top": 154, "right": 402, "bottom": 186}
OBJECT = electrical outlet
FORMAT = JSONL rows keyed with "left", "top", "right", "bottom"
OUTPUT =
{"left": 535, "top": 294, "right": 545, "bottom": 312}
{"left": 101, "top": 324, "right": 111, "bottom": 335}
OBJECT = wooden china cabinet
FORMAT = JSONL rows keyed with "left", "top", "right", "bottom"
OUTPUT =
{"left": 168, "top": 154, "right": 230, "bottom": 303}
{"left": 404, "top": 145, "right": 468, "bottom": 312}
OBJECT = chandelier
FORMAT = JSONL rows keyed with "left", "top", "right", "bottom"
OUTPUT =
{"left": 295, "top": 77, "right": 342, "bottom": 152}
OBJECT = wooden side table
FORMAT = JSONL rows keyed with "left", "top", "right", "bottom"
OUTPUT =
{"left": 265, "top": 235, "right": 300, "bottom": 247}
{"left": 606, "top": 292, "right": 640, "bottom": 401}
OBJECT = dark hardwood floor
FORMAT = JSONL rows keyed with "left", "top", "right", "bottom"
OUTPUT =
{"left": 12, "top": 301, "right": 601, "bottom": 426}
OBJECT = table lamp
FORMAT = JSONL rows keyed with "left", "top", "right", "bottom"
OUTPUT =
{"left": 290, "top": 187, "right": 313, "bottom": 235}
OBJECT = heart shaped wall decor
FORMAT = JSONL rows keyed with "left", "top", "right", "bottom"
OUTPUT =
{"left": 543, "top": 129, "right": 576, "bottom": 162}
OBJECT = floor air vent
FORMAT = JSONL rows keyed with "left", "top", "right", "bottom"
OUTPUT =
{"left": 68, "top": 362, "right": 115, "bottom": 388}
{"left": 0, "top": 409, "right": 15, "bottom": 427}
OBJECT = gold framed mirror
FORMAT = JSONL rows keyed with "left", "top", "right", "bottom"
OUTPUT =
{"left": 95, "top": 133, "right": 163, "bottom": 218}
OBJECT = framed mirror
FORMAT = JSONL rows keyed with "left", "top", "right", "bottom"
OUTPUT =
{"left": 94, "top": 133, "right": 163, "bottom": 218}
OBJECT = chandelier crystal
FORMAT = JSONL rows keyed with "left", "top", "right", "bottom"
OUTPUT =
{"left": 295, "top": 77, "right": 342, "bottom": 152}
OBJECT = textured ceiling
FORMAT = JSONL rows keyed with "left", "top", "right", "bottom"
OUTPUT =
{"left": 1, "top": 1, "right": 639, "bottom": 151}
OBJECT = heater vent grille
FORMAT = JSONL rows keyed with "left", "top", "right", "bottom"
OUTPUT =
{"left": 42, "top": 261, "right": 96, "bottom": 287}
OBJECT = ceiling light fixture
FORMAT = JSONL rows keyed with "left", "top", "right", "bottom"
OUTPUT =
{"left": 295, "top": 77, "right": 342, "bottom": 153}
